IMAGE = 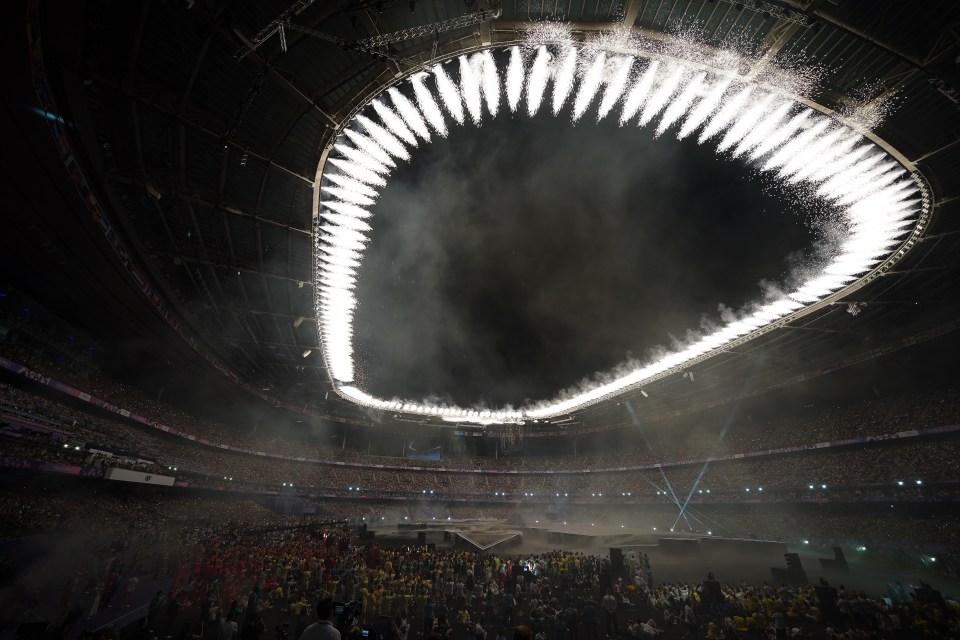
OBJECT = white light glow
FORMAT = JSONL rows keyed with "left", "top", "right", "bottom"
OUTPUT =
{"left": 597, "top": 56, "right": 634, "bottom": 121}
{"left": 572, "top": 52, "right": 606, "bottom": 121}
{"left": 315, "top": 40, "right": 926, "bottom": 424}
{"left": 506, "top": 46, "right": 525, "bottom": 112}
{"left": 459, "top": 55, "right": 483, "bottom": 125}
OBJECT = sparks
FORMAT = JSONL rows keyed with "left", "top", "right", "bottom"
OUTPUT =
{"left": 314, "top": 40, "right": 926, "bottom": 424}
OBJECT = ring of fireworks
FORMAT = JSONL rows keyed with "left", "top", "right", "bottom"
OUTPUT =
{"left": 314, "top": 29, "right": 930, "bottom": 425}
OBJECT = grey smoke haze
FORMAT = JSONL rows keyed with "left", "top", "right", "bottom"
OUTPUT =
{"left": 351, "top": 80, "right": 821, "bottom": 407}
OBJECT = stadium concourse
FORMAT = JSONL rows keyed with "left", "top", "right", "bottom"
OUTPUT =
{"left": 3, "top": 0, "right": 960, "bottom": 638}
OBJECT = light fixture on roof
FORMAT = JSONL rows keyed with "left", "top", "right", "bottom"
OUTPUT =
{"left": 640, "top": 389, "right": 648, "bottom": 398}
{"left": 303, "top": 349, "right": 313, "bottom": 358}
{"left": 293, "top": 316, "right": 305, "bottom": 328}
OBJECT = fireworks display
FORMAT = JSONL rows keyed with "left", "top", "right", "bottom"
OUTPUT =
{"left": 315, "top": 30, "right": 927, "bottom": 425}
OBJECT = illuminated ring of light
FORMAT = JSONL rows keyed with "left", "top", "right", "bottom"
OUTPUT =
{"left": 314, "top": 37, "right": 930, "bottom": 426}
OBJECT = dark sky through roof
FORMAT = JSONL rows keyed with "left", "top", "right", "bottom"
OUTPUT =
{"left": 352, "top": 90, "right": 826, "bottom": 407}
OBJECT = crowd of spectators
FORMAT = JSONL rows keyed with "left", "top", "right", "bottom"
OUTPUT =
{"left": 4, "top": 339, "right": 960, "bottom": 478}
{"left": 1, "top": 492, "right": 956, "bottom": 640}
{"left": 2, "top": 380, "right": 959, "bottom": 505}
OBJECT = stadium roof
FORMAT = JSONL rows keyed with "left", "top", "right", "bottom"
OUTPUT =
{"left": 4, "top": 0, "right": 960, "bottom": 433}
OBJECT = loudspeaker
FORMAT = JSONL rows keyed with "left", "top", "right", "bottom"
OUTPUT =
{"left": 609, "top": 548, "right": 625, "bottom": 581}
{"left": 702, "top": 580, "right": 722, "bottom": 607}
{"left": 814, "top": 586, "right": 840, "bottom": 621}
{"left": 820, "top": 547, "right": 849, "bottom": 573}
{"left": 784, "top": 553, "right": 807, "bottom": 583}
{"left": 418, "top": 532, "right": 427, "bottom": 545}
{"left": 599, "top": 572, "right": 611, "bottom": 592}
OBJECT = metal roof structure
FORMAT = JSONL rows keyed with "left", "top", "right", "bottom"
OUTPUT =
{"left": 15, "top": 0, "right": 960, "bottom": 434}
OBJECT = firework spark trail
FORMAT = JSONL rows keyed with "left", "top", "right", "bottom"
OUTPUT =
{"left": 326, "top": 158, "right": 387, "bottom": 187}
{"left": 411, "top": 73, "right": 448, "bottom": 137}
{"left": 656, "top": 71, "right": 705, "bottom": 136}
{"left": 596, "top": 56, "right": 634, "bottom": 121}
{"left": 747, "top": 109, "right": 810, "bottom": 160}
{"left": 388, "top": 88, "right": 431, "bottom": 143}
{"left": 762, "top": 118, "right": 831, "bottom": 172}
{"left": 834, "top": 162, "right": 902, "bottom": 205}
{"left": 433, "top": 63, "right": 465, "bottom": 124}
{"left": 318, "top": 261, "right": 357, "bottom": 277}
{"left": 372, "top": 100, "right": 418, "bottom": 147}
{"left": 481, "top": 50, "right": 501, "bottom": 117}
{"left": 792, "top": 136, "right": 861, "bottom": 188}
{"left": 816, "top": 152, "right": 885, "bottom": 199}
{"left": 677, "top": 77, "right": 731, "bottom": 139}
{"left": 781, "top": 127, "right": 847, "bottom": 180}
{"left": 572, "top": 51, "right": 607, "bottom": 121}
{"left": 527, "top": 46, "right": 551, "bottom": 116}
{"left": 322, "top": 200, "right": 373, "bottom": 220}
{"left": 320, "top": 212, "right": 371, "bottom": 234}
{"left": 318, "top": 270, "right": 357, "bottom": 289}
{"left": 731, "top": 101, "right": 791, "bottom": 158}
{"left": 334, "top": 144, "right": 391, "bottom": 175}
{"left": 321, "top": 186, "right": 376, "bottom": 207}
{"left": 506, "top": 46, "right": 525, "bottom": 112}
{"left": 317, "top": 41, "right": 922, "bottom": 422}
{"left": 459, "top": 55, "right": 483, "bottom": 125}
{"left": 620, "top": 60, "right": 659, "bottom": 124}
{"left": 552, "top": 47, "right": 579, "bottom": 115}
{"left": 639, "top": 66, "right": 685, "bottom": 127}
{"left": 698, "top": 85, "right": 753, "bottom": 142}
{"left": 318, "top": 226, "right": 366, "bottom": 251}
{"left": 325, "top": 173, "right": 379, "bottom": 199}
{"left": 807, "top": 139, "right": 872, "bottom": 183}
{"left": 356, "top": 115, "right": 410, "bottom": 161}
{"left": 717, "top": 93, "right": 776, "bottom": 152}
{"left": 343, "top": 129, "right": 396, "bottom": 168}
{"left": 318, "top": 243, "right": 362, "bottom": 264}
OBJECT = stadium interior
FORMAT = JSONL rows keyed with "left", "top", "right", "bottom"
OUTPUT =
{"left": 1, "top": 0, "right": 960, "bottom": 638}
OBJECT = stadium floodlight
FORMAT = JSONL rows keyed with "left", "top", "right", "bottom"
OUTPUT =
{"left": 315, "top": 34, "right": 929, "bottom": 424}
